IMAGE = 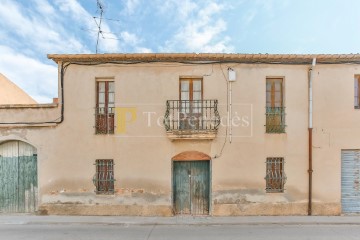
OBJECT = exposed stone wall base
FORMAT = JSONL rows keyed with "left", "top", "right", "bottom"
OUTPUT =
{"left": 212, "top": 203, "right": 341, "bottom": 216}
{"left": 312, "top": 203, "right": 341, "bottom": 215}
{"left": 39, "top": 202, "right": 341, "bottom": 216}
{"left": 39, "top": 204, "right": 173, "bottom": 216}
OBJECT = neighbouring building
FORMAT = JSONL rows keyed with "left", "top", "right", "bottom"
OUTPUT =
{"left": 0, "top": 73, "right": 37, "bottom": 104}
{"left": 1, "top": 53, "right": 360, "bottom": 216}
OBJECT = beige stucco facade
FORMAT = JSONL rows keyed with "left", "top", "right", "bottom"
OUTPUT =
{"left": 0, "top": 73, "right": 36, "bottom": 104}
{"left": 1, "top": 53, "right": 360, "bottom": 216}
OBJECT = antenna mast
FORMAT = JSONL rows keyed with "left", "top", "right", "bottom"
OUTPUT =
{"left": 95, "top": 0, "right": 104, "bottom": 53}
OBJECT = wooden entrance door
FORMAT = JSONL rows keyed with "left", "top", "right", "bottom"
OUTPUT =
{"left": 173, "top": 160, "right": 210, "bottom": 215}
{"left": 0, "top": 141, "right": 38, "bottom": 213}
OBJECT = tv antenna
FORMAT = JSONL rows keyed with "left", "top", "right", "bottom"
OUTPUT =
{"left": 81, "top": 0, "right": 122, "bottom": 53}
{"left": 95, "top": 0, "right": 104, "bottom": 53}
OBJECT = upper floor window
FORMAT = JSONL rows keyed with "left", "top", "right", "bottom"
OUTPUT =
{"left": 179, "top": 78, "right": 203, "bottom": 129}
{"left": 355, "top": 75, "right": 360, "bottom": 109}
{"left": 266, "top": 78, "right": 285, "bottom": 133}
{"left": 95, "top": 81, "right": 115, "bottom": 134}
{"left": 180, "top": 78, "right": 203, "bottom": 102}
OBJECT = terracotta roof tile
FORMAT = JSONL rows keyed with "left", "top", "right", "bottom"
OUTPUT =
{"left": 47, "top": 53, "right": 360, "bottom": 64}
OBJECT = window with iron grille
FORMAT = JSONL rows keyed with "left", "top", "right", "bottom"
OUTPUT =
{"left": 266, "top": 78, "right": 285, "bottom": 133}
{"left": 265, "top": 157, "right": 286, "bottom": 193}
{"left": 355, "top": 75, "right": 360, "bottom": 109}
{"left": 93, "top": 159, "right": 115, "bottom": 194}
{"left": 95, "top": 81, "right": 115, "bottom": 134}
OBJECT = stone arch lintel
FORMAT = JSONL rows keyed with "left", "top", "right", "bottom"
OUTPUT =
{"left": 172, "top": 151, "right": 211, "bottom": 161}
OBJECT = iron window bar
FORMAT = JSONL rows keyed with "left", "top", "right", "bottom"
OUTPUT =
{"left": 265, "top": 157, "right": 286, "bottom": 193}
{"left": 265, "top": 107, "right": 286, "bottom": 133}
{"left": 93, "top": 159, "right": 115, "bottom": 194}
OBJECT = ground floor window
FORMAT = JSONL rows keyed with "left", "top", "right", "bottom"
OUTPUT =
{"left": 265, "top": 157, "right": 286, "bottom": 193}
{"left": 93, "top": 159, "right": 115, "bottom": 194}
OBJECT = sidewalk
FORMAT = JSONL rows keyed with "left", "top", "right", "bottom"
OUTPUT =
{"left": 1, "top": 215, "right": 360, "bottom": 226}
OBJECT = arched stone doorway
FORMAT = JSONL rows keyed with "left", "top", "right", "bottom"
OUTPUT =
{"left": 172, "top": 151, "right": 211, "bottom": 215}
{"left": 0, "top": 140, "right": 38, "bottom": 213}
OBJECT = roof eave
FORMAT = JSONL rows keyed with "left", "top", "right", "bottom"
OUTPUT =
{"left": 47, "top": 53, "right": 360, "bottom": 64}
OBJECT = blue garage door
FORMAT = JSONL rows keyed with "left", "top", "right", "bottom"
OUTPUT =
{"left": 342, "top": 150, "right": 360, "bottom": 213}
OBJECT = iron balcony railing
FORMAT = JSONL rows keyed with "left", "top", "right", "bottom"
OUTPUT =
{"left": 265, "top": 107, "right": 286, "bottom": 133}
{"left": 95, "top": 107, "right": 115, "bottom": 134}
{"left": 164, "top": 100, "right": 220, "bottom": 132}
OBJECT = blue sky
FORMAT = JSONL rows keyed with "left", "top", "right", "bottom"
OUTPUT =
{"left": 1, "top": 0, "right": 360, "bottom": 103}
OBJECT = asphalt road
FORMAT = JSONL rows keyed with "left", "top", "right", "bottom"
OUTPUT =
{"left": 1, "top": 223, "right": 360, "bottom": 240}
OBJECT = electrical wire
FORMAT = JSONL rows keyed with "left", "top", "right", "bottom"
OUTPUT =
{"left": 202, "top": 64, "right": 214, "bottom": 77}
{"left": 2, "top": 58, "right": 360, "bottom": 126}
{"left": 48, "top": 59, "right": 360, "bottom": 66}
{"left": 213, "top": 64, "right": 229, "bottom": 159}
{"left": 0, "top": 62, "right": 69, "bottom": 125}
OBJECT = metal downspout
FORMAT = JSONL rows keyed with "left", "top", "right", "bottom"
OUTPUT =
{"left": 229, "top": 80, "right": 232, "bottom": 143}
{"left": 308, "top": 58, "right": 316, "bottom": 215}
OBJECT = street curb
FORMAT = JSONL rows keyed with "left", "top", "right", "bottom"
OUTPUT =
{"left": 29, "top": 222, "right": 360, "bottom": 226}
{"left": 2, "top": 216, "right": 360, "bottom": 226}
{"left": 3, "top": 221, "right": 360, "bottom": 226}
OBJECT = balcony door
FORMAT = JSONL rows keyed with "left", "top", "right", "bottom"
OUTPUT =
{"left": 179, "top": 78, "right": 203, "bottom": 130}
{"left": 96, "top": 81, "right": 115, "bottom": 134}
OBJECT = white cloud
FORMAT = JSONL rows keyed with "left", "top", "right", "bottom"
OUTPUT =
{"left": 55, "top": 0, "right": 119, "bottom": 52}
{"left": 135, "top": 47, "right": 152, "bottom": 53}
{"left": 198, "top": 2, "right": 224, "bottom": 23}
{"left": 0, "top": 0, "right": 88, "bottom": 54}
{"left": 157, "top": 0, "right": 198, "bottom": 20}
{"left": 161, "top": 1, "right": 233, "bottom": 53}
{"left": 0, "top": 45, "right": 58, "bottom": 103}
{"left": 124, "top": 0, "right": 140, "bottom": 15}
{"left": 53, "top": 0, "right": 152, "bottom": 53}
{"left": 34, "top": 0, "right": 56, "bottom": 16}
{"left": 120, "top": 31, "right": 141, "bottom": 46}
{"left": 0, "top": 0, "right": 155, "bottom": 101}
